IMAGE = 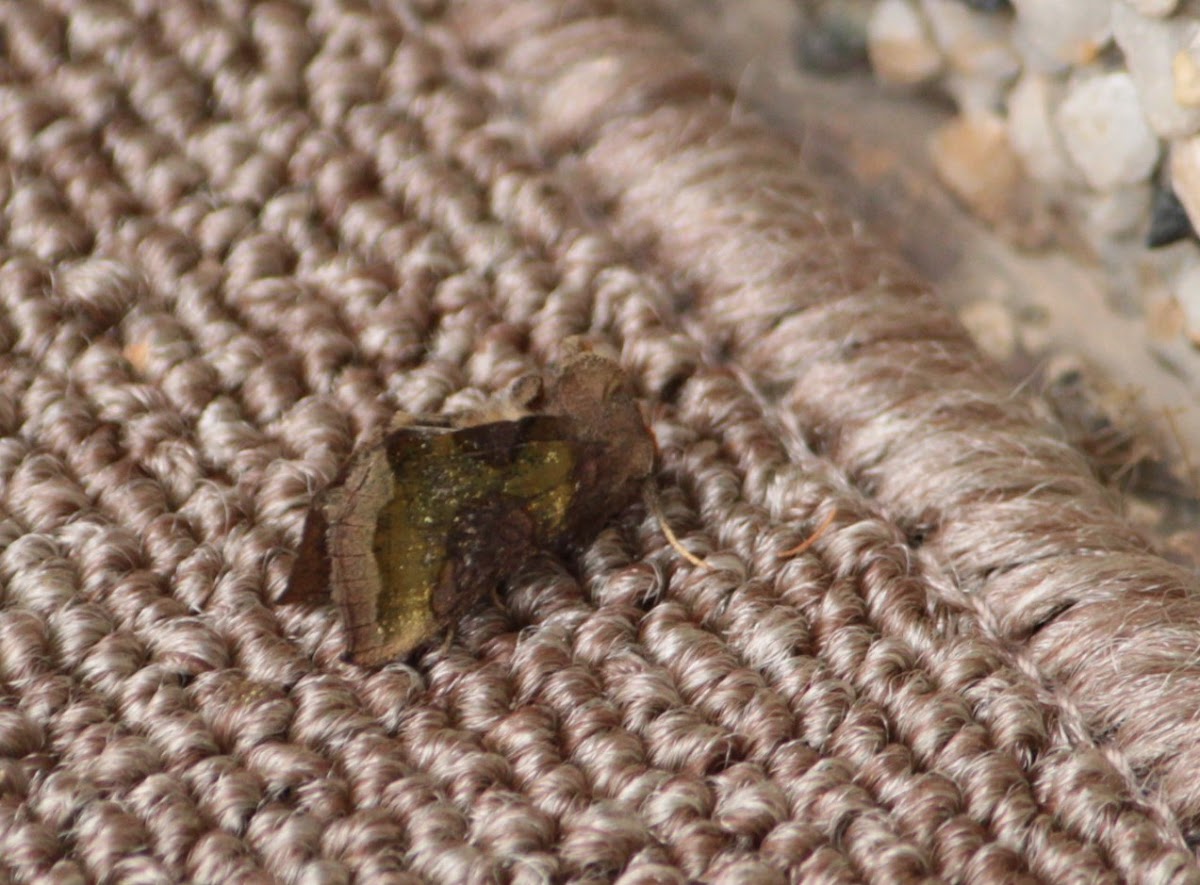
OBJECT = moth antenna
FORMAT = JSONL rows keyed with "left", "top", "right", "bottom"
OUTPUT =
{"left": 779, "top": 508, "right": 837, "bottom": 558}
{"left": 645, "top": 484, "right": 712, "bottom": 570}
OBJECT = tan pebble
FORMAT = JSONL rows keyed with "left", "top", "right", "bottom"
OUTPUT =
{"left": 929, "top": 114, "right": 1019, "bottom": 212}
{"left": 1125, "top": 496, "right": 1165, "bottom": 530}
{"left": 929, "top": 113, "right": 1049, "bottom": 244}
{"left": 123, "top": 340, "right": 151, "bottom": 374}
{"left": 1174, "top": 47, "right": 1200, "bottom": 108}
{"left": 1146, "top": 294, "right": 1186, "bottom": 342}
{"left": 959, "top": 298, "right": 1017, "bottom": 361}
{"left": 1165, "top": 530, "right": 1200, "bottom": 567}
{"left": 867, "top": 0, "right": 943, "bottom": 86}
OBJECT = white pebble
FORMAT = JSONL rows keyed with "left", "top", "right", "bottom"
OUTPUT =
{"left": 1078, "top": 182, "right": 1152, "bottom": 248}
{"left": 1010, "top": 0, "right": 1111, "bottom": 70}
{"left": 1112, "top": 3, "right": 1200, "bottom": 138}
{"left": 1172, "top": 257, "right": 1200, "bottom": 342}
{"left": 1170, "top": 134, "right": 1200, "bottom": 234}
{"left": 959, "top": 299, "right": 1017, "bottom": 362}
{"left": 944, "top": 71, "right": 1009, "bottom": 116}
{"left": 920, "top": 0, "right": 1019, "bottom": 113}
{"left": 1121, "top": 0, "right": 1179, "bottom": 16}
{"left": 867, "top": 0, "right": 943, "bottom": 86}
{"left": 1055, "top": 71, "right": 1160, "bottom": 190}
{"left": 1006, "top": 72, "right": 1083, "bottom": 187}
{"left": 919, "top": 0, "right": 1019, "bottom": 81}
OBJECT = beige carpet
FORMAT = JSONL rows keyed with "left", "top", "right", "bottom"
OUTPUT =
{"left": 2, "top": 0, "right": 1200, "bottom": 881}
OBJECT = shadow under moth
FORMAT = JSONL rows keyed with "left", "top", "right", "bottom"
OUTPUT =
{"left": 283, "top": 348, "right": 656, "bottom": 665}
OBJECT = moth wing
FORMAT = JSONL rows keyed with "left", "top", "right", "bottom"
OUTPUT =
{"left": 287, "top": 415, "right": 599, "bottom": 666}
{"left": 360, "top": 417, "right": 586, "bottom": 663}
{"left": 320, "top": 446, "right": 398, "bottom": 664}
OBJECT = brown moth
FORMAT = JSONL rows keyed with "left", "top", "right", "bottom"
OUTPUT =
{"left": 283, "top": 347, "right": 655, "bottom": 665}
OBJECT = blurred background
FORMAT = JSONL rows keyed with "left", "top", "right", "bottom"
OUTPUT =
{"left": 650, "top": 0, "right": 1200, "bottom": 566}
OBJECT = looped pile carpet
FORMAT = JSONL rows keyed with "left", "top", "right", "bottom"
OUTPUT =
{"left": 2, "top": 0, "right": 1200, "bottom": 881}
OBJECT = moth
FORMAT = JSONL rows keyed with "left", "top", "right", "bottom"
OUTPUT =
{"left": 283, "top": 347, "right": 656, "bottom": 665}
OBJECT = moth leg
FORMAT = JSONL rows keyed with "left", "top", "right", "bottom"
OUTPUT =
{"left": 644, "top": 482, "right": 710, "bottom": 569}
{"left": 779, "top": 507, "right": 837, "bottom": 557}
{"left": 439, "top": 627, "right": 455, "bottom": 655}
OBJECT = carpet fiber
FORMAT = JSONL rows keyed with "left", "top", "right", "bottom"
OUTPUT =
{"left": 3, "top": 0, "right": 1200, "bottom": 881}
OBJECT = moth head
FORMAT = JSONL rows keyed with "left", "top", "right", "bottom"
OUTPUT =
{"left": 542, "top": 346, "right": 655, "bottom": 490}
